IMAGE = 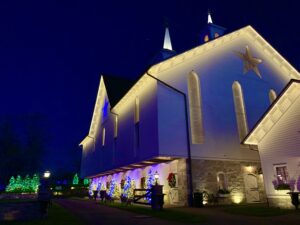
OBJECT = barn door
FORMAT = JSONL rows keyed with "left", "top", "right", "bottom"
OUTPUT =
{"left": 244, "top": 173, "right": 260, "bottom": 203}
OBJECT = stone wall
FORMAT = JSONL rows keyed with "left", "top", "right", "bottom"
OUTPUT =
{"left": 176, "top": 158, "right": 188, "bottom": 206}
{"left": 191, "top": 159, "right": 266, "bottom": 204}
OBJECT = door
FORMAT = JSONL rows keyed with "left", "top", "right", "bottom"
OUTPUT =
{"left": 244, "top": 173, "right": 260, "bottom": 203}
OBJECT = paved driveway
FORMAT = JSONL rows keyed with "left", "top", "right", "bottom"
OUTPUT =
{"left": 56, "top": 199, "right": 186, "bottom": 225}
{"left": 56, "top": 199, "right": 300, "bottom": 225}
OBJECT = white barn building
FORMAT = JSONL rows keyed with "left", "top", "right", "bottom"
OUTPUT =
{"left": 79, "top": 15, "right": 300, "bottom": 206}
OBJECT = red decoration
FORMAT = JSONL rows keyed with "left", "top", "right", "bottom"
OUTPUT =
{"left": 167, "top": 173, "right": 176, "bottom": 188}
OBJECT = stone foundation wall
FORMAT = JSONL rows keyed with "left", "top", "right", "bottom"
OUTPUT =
{"left": 191, "top": 159, "right": 266, "bottom": 204}
{"left": 176, "top": 158, "right": 188, "bottom": 206}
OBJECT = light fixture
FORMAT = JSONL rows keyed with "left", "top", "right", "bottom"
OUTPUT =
{"left": 44, "top": 171, "right": 51, "bottom": 178}
{"left": 154, "top": 171, "right": 159, "bottom": 185}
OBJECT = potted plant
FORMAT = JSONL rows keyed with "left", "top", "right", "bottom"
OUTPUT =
{"left": 217, "top": 188, "right": 230, "bottom": 197}
{"left": 272, "top": 180, "right": 291, "bottom": 196}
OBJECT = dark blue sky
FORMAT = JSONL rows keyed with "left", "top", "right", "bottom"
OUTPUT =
{"left": 1, "top": 0, "right": 299, "bottom": 175}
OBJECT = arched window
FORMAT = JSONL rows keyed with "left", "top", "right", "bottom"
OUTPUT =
{"left": 114, "top": 115, "right": 118, "bottom": 138}
{"left": 204, "top": 35, "right": 209, "bottom": 42}
{"left": 269, "top": 89, "right": 277, "bottom": 104}
{"left": 214, "top": 33, "right": 220, "bottom": 38}
{"left": 232, "top": 81, "right": 248, "bottom": 141}
{"left": 187, "top": 71, "right": 204, "bottom": 144}
{"left": 217, "top": 172, "right": 227, "bottom": 190}
{"left": 102, "top": 127, "right": 106, "bottom": 147}
{"left": 134, "top": 97, "right": 140, "bottom": 123}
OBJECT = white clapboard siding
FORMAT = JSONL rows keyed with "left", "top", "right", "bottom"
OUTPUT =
{"left": 259, "top": 96, "right": 300, "bottom": 195}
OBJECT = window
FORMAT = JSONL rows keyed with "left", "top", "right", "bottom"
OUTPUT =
{"left": 204, "top": 35, "right": 209, "bottom": 42}
{"left": 217, "top": 172, "right": 227, "bottom": 190}
{"left": 102, "top": 127, "right": 106, "bottom": 147}
{"left": 269, "top": 89, "right": 277, "bottom": 104}
{"left": 102, "top": 99, "right": 109, "bottom": 120}
{"left": 114, "top": 115, "right": 118, "bottom": 138}
{"left": 187, "top": 71, "right": 204, "bottom": 144}
{"left": 232, "top": 81, "right": 249, "bottom": 141}
{"left": 134, "top": 97, "right": 140, "bottom": 123}
{"left": 275, "top": 165, "right": 289, "bottom": 184}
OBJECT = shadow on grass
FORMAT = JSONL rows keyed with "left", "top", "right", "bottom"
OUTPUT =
{"left": 223, "top": 204, "right": 300, "bottom": 217}
{"left": 1, "top": 202, "right": 83, "bottom": 225}
{"left": 99, "top": 201, "right": 207, "bottom": 224}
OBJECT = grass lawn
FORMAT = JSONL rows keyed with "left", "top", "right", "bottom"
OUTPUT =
{"left": 2, "top": 202, "right": 83, "bottom": 225}
{"left": 100, "top": 201, "right": 207, "bottom": 224}
{"left": 223, "top": 204, "right": 300, "bottom": 217}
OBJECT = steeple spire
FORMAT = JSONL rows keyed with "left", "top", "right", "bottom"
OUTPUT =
{"left": 208, "top": 10, "right": 213, "bottom": 24}
{"left": 163, "top": 26, "right": 173, "bottom": 51}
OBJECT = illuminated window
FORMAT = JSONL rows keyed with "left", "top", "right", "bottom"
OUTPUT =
{"left": 204, "top": 35, "right": 209, "bottom": 42}
{"left": 232, "top": 81, "right": 248, "bottom": 141}
{"left": 275, "top": 165, "right": 289, "bottom": 184}
{"left": 269, "top": 89, "right": 277, "bottom": 104}
{"left": 102, "top": 127, "right": 106, "bottom": 147}
{"left": 217, "top": 172, "right": 227, "bottom": 190}
{"left": 114, "top": 115, "right": 118, "bottom": 138}
{"left": 134, "top": 97, "right": 140, "bottom": 123}
{"left": 187, "top": 71, "right": 204, "bottom": 144}
{"left": 214, "top": 33, "right": 220, "bottom": 38}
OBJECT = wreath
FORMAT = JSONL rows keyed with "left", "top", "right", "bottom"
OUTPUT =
{"left": 167, "top": 173, "right": 176, "bottom": 188}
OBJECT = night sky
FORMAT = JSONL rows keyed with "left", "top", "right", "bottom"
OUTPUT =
{"left": 1, "top": 0, "right": 299, "bottom": 175}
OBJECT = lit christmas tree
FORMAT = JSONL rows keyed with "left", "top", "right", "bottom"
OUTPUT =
{"left": 83, "top": 178, "right": 90, "bottom": 186}
{"left": 122, "top": 176, "right": 136, "bottom": 198}
{"left": 15, "top": 175, "right": 23, "bottom": 192}
{"left": 97, "top": 182, "right": 102, "bottom": 191}
{"left": 31, "top": 174, "right": 40, "bottom": 193}
{"left": 73, "top": 173, "right": 79, "bottom": 185}
{"left": 146, "top": 170, "right": 155, "bottom": 189}
{"left": 24, "top": 175, "right": 31, "bottom": 192}
{"left": 5, "top": 176, "right": 16, "bottom": 192}
{"left": 108, "top": 179, "right": 120, "bottom": 198}
{"left": 145, "top": 170, "right": 155, "bottom": 202}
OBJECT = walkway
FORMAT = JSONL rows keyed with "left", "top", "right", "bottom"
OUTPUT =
{"left": 56, "top": 199, "right": 185, "bottom": 225}
{"left": 177, "top": 206, "right": 300, "bottom": 225}
{"left": 56, "top": 199, "right": 300, "bottom": 225}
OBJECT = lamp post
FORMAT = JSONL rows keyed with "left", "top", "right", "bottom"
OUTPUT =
{"left": 43, "top": 171, "right": 51, "bottom": 179}
{"left": 154, "top": 171, "right": 159, "bottom": 185}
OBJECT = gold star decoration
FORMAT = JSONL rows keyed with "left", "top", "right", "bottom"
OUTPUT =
{"left": 235, "top": 46, "right": 263, "bottom": 78}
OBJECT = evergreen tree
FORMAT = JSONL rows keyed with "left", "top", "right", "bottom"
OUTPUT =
{"left": 24, "top": 175, "right": 31, "bottom": 192}
{"left": 73, "top": 173, "right": 79, "bottom": 185}
{"left": 31, "top": 174, "right": 40, "bottom": 193}
{"left": 83, "top": 178, "right": 90, "bottom": 186}
{"left": 15, "top": 175, "right": 23, "bottom": 193}
{"left": 5, "top": 176, "right": 16, "bottom": 192}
